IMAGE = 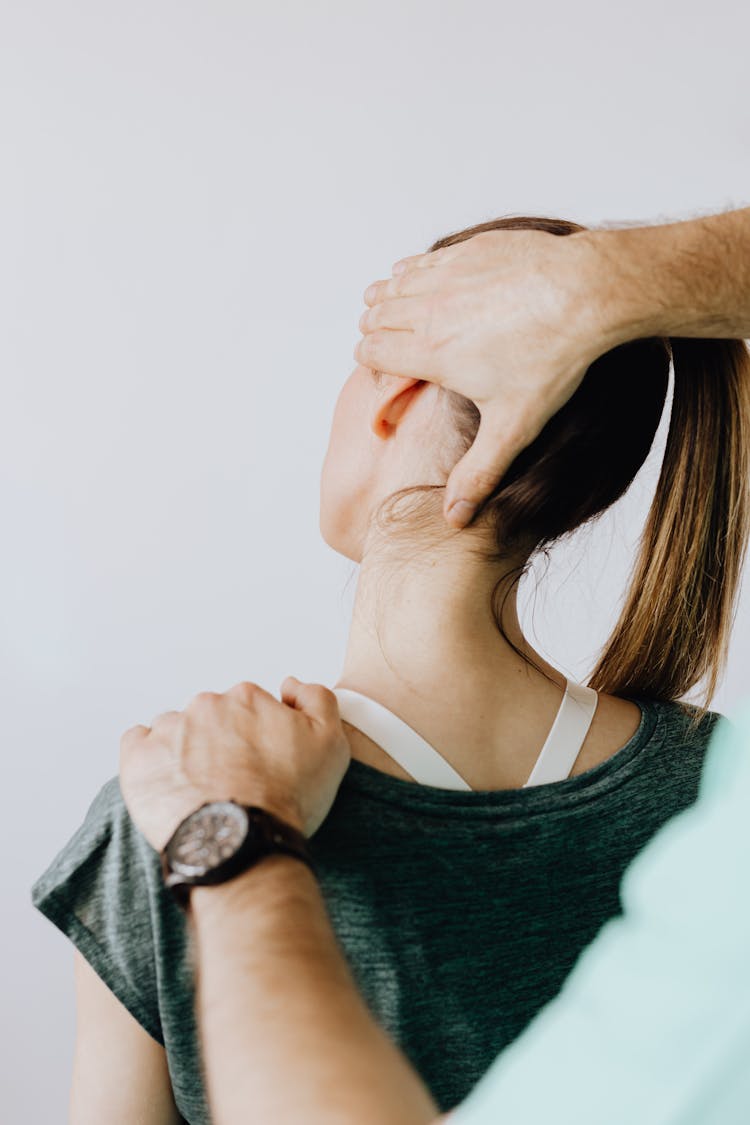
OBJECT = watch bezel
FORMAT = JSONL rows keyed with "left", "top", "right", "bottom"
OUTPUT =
{"left": 164, "top": 800, "right": 252, "bottom": 879}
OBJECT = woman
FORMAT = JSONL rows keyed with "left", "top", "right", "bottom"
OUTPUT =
{"left": 32, "top": 216, "right": 750, "bottom": 1124}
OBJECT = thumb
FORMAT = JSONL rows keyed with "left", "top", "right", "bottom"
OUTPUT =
{"left": 280, "top": 676, "right": 341, "bottom": 726}
{"left": 443, "top": 410, "right": 534, "bottom": 528}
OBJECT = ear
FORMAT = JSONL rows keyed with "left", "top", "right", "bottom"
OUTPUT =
{"left": 371, "top": 376, "right": 425, "bottom": 439}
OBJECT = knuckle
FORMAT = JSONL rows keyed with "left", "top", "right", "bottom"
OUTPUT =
{"left": 313, "top": 684, "right": 337, "bottom": 707}
{"left": 464, "top": 465, "right": 500, "bottom": 494}
{"left": 372, "top": 303, "right": 388, "bottom": 329}
{"left": 192, "top": 690, "right": 220, "bottom": 710}
{"left": 231, "top": 681, "right": 259, "bottom": 704}
{"left": 360, "top": 305, "right": 379, "bottom": 332}
{"left": 508, "top": 408, "right": 539, "bottom": 448}
{"left": 511, "top": 423, "right": 534, "bottom": 452}
{"left": 315, "top": 685, "right": 342, "bottom": 724}
{"left": 119, "top": 723, "right": 149, "bottom": 753}
{"left": 120, "top": 725, "right": 138, "bottom": 748}
{"left": 356, "top": 334, "right": 375, "bottom": 364}
{"left": 154, "top": 709, "right": 180, "bottom": 728}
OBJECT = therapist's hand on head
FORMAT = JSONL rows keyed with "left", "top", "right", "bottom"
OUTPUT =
{"left": 356, "top": 227, "right": 623, "bottom": 528}
{"left": 119, "top": 677, "right": 351, "bottom": 851}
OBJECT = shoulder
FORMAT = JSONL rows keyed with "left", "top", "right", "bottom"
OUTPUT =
{"left": 632, "top": 699, "right": 724, "bottom": 791}
{"left": 32, "top": 775, "right": 182, "bottom": 1047}
{"left": 648, "top": 699, "right": 724, "bottom": 752}
{"left": 33, "top": 775, "right": 159, "bottom": 904}
{"left": 31, "top": 774, "right": 172, "bottom": 990}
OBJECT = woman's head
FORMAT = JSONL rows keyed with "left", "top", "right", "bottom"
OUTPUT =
{"left": 321, "top": 217, "right": 669, "bottom": 562}
{"left": 320, "top": 215, "right": 750, "bottom": 705}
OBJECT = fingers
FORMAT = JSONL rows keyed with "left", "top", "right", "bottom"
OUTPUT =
{"left": 443, "top": 411, "right": 538, "bottom": 528}
{"left": 363, "top": 245, "right": 459, "bottom": 305}
{"left": 226, "top": 677, "right": 338, "bottom": 728}
{"left": 280, "top": 676, "right": 340, "bottom": 726}
{"left": 120, "top": 723, "right": 151, "bottom": 750}
{"left": 354, "top": 329, "right": 435, "bottom": 380}
{"left": 364, "top": 279, "right": 393, "bottom": 306}
{"left": 359, "top": 296, "right": 426, "bottom": 334}
{"left": 363, "top": 268, "right": 444, "bottom": 307}
{"left": 391, "top": 245, "right": 454, "bottom": 275}
{"left": 119, "top": 725, "right": 151, "bottom": 779}
{"left": 364, "top": 277, "right": 414, "bottom": 306}
{"left": 148, "top": 709, "right": 181, "bottom": 730}
{"left": 391, "top": 252, "right": 433, "bottom": 275}
{"left": 123, "top": 679, "right": 340, "bottom": 744}
{"left": 225, "top": 681, "right": 278, "bottom": 710}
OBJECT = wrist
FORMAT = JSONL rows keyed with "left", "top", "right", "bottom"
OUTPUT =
{"left": 546, "top": 229, "right": 650, "bottom": 372}
{"left": 571, "top": 227, "right": 666, "bottom": 352}
{"left": 213, "top": 790, "right": 306, "bottom": 836}
{"left": 189, "top": 852, "right": 319, "bottom": 928}
{"left": 255, "top": 797, "right": 306, "bottom": 836}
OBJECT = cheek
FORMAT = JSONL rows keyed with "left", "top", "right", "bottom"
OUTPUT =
{"left": 319, "top": 373, "right": 373, "bottom": 559}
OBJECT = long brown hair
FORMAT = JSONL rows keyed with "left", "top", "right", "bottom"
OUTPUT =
{"left": 385, "top": 216, "right": 750, "bottom": 706}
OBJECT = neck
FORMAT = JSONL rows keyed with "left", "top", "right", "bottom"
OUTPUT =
{"left": 335, "top": 542, "right": 570, "bottom": 788}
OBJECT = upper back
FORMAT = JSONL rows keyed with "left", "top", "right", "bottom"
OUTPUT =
{"left": 313, "top": 698, "right": 719, "bottom": 1107}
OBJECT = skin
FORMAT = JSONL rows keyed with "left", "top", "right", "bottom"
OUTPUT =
{"left": 71, "top": 952, "right": 182, "bottom": 1125}
{"left": 355, "top": 208, "right": 750, "bottom": 526}
{"left": 321, "top": 360, "right": 641, "bottom": 791}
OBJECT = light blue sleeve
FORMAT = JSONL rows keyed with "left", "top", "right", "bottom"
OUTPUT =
{"left": 451, "top": 705, "right": 750, "bottom": 1125}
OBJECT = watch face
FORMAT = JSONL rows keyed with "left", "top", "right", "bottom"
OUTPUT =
{"left": 167, "top": 801, "right": 250, "bottom": 877}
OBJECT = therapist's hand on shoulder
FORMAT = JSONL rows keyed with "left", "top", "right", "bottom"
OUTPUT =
{"left": 119, "top": 677, "right": 351, "bottom": 851}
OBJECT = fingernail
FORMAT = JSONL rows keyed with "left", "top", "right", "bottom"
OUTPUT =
{"left": 446, "top": 500, "right": 476, "bottom": 527}
{"left": 392, "top": 260, "right": 407, "bottom": 275}
{"left": 358, "top": 308, "right": 369, "bottom": 331}
{"left": 364, "top": 284, "right": 377, "bottom": 302}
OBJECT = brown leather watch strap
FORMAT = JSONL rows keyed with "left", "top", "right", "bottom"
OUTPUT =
{"left": 243, "top": 806, "right": 316, "bottom": 872}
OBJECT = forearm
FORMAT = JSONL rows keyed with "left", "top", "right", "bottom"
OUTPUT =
{"left": 190, "top": 857, "right": 439, "bottom": 1125}
{"left": 592, "top": 207, "right": 750, "bottom": 344}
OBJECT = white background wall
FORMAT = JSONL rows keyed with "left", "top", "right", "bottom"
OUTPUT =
{"left": 4, "top": 1, "right": 750, "bottom": 1117}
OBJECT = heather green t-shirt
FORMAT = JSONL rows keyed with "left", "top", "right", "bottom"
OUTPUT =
{"left": 32, "top": 699, "right": 718, "bottom": 1124}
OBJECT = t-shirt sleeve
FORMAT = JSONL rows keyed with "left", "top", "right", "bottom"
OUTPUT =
{"left": 31, "top": 776, "right": 164, "bottom": 1045}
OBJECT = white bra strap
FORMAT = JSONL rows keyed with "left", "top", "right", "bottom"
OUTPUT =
{"left": 332, "top": 688, "right": 472, "bottom": 791}
{"left": 523, "top": 680, "right": 598, "bottom": 788}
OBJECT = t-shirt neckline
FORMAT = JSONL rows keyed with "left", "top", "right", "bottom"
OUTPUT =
{"left": 339, "top": 698, "right": 665, "bottom": 818}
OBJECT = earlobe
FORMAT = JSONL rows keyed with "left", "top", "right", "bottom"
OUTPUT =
{"left": 371, "top": 377, "right": 424, "bottom": 439}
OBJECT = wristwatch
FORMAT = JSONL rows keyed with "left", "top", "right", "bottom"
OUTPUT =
{"left": 160, "top": 800, "right": 315, "bottom": 909}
